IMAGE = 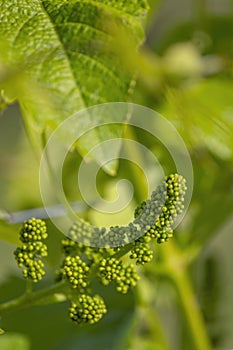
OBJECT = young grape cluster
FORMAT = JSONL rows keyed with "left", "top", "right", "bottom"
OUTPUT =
{"left": 129, "top": 236, "right": 153, "bottom": 265}
{"left": 14, "top": 174, "right": 187, "bottom": 326}
{"left": 61, "top": 255, "right": 89, "bottom": 289}
{"left": 129, "top": 174, "right": 187, "bottom": 264}
{"left": 98, "top": 257, "right": 139, "bottom": 294}
{"left": 134, "top": 173, "right": 187, "bottom": 243}
{"left": 69, "top": 294, "right": 107, "bottom": 325}
{"left": 14, "top": 218, "right": 48, "bottom": 282}
{"left": 65, "top": 174, "right": 186, "bottom": 249}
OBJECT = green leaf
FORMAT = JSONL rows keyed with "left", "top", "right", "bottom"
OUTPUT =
{"left": 0, "top": 220, "right": 20, "bottom": 246}
{"left": 0, "top": 0, "right": 148, "bottom": 174}
{"left": 161, "top": 78, "right": 233, "bottom": 160}
{"left": 189, "top": 155, "right": 233, "bottom": 246}
{"left": 0, "top": 333, "right": 30, "bottom": 350}
{"left": 159, "top": 77, "right": 233, "bottom": 246}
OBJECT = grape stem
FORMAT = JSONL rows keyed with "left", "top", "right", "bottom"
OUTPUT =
{"left": 147, "top": 241, "right": 212, "bottom": 350}
{"left": 0, "top": 281, "right": 67, "bottom": 315}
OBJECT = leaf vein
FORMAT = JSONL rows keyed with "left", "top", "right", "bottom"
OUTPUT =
{"left": 12, "top": 13, "right": 38, "bottom": 46}
{"left": 67, "top": 50, "right": 125, "bottom": 88}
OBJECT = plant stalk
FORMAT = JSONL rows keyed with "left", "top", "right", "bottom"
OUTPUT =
{"left": 160, "top": 242, "right": 212, "bottom": 350}
{"left": 0, "top": 281, "right": 67, "bottom": 315}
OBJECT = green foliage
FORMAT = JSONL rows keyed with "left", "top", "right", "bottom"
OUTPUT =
{"left": 161, "top": 79, "right": 233, "bottom": 160}
{"left": 0, "top": 0, "right": 148, "bottom": 174}
{"left": 1, "top": 0, "right": 233, "bottom": 349}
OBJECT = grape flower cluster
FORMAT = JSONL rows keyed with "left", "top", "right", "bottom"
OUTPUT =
{"left": 98, "top": 257, "right": 139, "bottom": 294}
{"left": 134, "top": 173, "right": 186, "bottom": 242}
{"left": 13, "top": 174, "right": 187, "bottom": 326}
{"left": 60, "top": 255, "right": 89, "bottom": 289}
{"left": 14, "top": 218, "right": 48, "bottom": 282}
{"left": 69, "top": 294, "right": 107, "bottom": 325}
{"left": 129, "top": 174, "right": 187, "bottom": 265}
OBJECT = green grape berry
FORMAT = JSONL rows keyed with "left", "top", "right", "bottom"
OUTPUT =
{"left": 69, "top": 294, "right": 107, "bottom": 325}
{"left": 14, "top": 218, "right": 48, "bottom": 283}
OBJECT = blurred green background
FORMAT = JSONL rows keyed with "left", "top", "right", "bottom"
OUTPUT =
{"left": 0, "top": 0, "right": 233, "bottom": 349}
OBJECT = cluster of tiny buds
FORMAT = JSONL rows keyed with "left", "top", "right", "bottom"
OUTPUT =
{"left": 61, "top": 255, "right": 89, "bottom": 289}
{"left": 129, "top": 174, "right": 186, "bottom": 265}
{"left": 13, "top": 174, "right": 187, "bottom": 327}
{"left": 61, "top": 237, "right": 80, "bottom": 256}
{"left": 61, "top": 236, "right": 106, "bottom": 263}
{"left": 14, "top": 218, "right": 48, "bottom": 282}
{"left": 63, "top": 174, "right": 186, "bottom": 249}
{"left": 134, "top": 174, "right": 186, "bottom": 244}
{"left": 130, "top": 236, "right": 153, "bottom": 265}
{"left": 69, "top": 294, "right": 107, "bottom": 325}
{"left": 98, "top": 257, "right": 139, "bottom": 294}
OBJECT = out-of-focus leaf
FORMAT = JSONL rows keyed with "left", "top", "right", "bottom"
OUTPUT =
{"left": 158, "top": 77, "right": 233, "bottom": 247}
{"left": 161, "top": 78, "right": 233, "bottom": 160}
{"left": 0, "top": 333, "right": 30, "bottom": 350}
{"left": 189, "top": 154, "right": 233, "bottom": 246}
{"left": 176, "top": 149, "right": 233, "bottom": 248}
{"left": 0, "top": 221, "right": 20, "bottom": 246}
{"left": 0, "top": 0, "right": 148, "bottom": 174}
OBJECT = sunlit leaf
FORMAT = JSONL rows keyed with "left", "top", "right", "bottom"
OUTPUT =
{"left": 161, "top": 78, "right": 233, "bottom": 160}
{"left": 0, "top": 0, "right": 148, "bottom": 174}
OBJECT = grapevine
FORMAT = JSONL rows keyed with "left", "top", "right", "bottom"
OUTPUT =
{"left": 1, "top": 174, "right": 187, "bottom": 326}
